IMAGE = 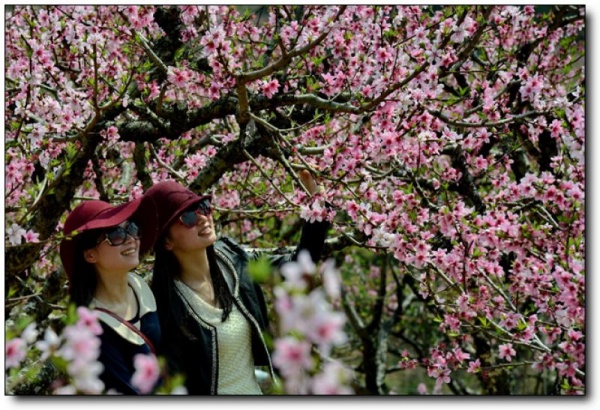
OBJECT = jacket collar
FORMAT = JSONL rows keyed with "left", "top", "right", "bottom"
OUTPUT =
{"left": 215, "top": 249, "right": 239, "bottom": 297}
{"left": 90, "top": 272, "right": 156, "bottom": 345}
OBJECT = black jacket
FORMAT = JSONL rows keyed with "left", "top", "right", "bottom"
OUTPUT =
{"left": 94, "top": 273, "right": 161, "bottom": 395}
{"left": 156, "top": 220, "right": 329, "bottom": 395}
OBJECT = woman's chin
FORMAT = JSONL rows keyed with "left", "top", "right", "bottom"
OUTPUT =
{"left": 199, "top": 232, "right": 217, "bottom": 247}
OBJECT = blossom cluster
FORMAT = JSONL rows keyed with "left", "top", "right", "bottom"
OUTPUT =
{"left": 271, "top": 251, "right": 354, "bottom": 394}
{"left": 5, "top": 306, "right": 180, "bottom": 395}
{"left": 6, "top": 307, "right": 105, "bottom": 394}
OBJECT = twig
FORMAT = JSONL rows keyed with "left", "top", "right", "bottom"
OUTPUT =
{"left": 148, "top": 144, "right": 186, "bottom": 181}
{"left": 241, "top": 148, "right": 298, "bottom": 208}
{"left": 429, "top": 109, "right": 547, "bottom": 128}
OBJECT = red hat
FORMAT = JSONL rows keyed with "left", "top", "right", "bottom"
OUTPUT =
{"left": 142, "top": 180, "right": 209, "bottom": 240}
{"left": 59, "top": 197, "right": 158, "bottom": 281}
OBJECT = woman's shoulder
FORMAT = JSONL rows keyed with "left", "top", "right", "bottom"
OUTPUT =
{"left": 127, "top": 272, "right": 157, "bottom": 315}
{"left": 214, "top": 236, "right": 249, "bottom": 259}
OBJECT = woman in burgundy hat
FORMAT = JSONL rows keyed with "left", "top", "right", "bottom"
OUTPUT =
{"left": 143, "top": 171, "right": 329, "bottom": 395}
{"left": 59, "top": 197, "right": 160, "bottom": 394}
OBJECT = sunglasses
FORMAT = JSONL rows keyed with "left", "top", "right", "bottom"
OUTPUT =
{"left": 97, "top": 222, "right": 140, "bottom": 246}
{"left": 179, "top": 196, "right": 212, "bottom": 228}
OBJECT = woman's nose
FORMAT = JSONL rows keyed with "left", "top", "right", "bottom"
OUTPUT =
{"left": 196, "top": 213, "right": 209, "bottom": 225}
{"left": 124, "top": 232, "right": 138, "bottom": 243}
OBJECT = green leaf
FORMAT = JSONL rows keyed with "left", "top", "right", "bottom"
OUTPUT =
{"left": 64, "top": 302, "right": 79, "bottom": 325}
{"left": 173, "top": 46, "right": 186, "bottom": 62}
{"left": 516, "top": 318, "right": 528, "bottom": 332}
{"left": 247, "top": 256, "right": 272, "bottom": 284}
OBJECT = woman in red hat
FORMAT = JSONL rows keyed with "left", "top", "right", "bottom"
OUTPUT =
{"left": 59, "top": 197, "right": 159, "bottom": 394}
{"left": 143, "top": 171, "right": 329, "bottom": 395}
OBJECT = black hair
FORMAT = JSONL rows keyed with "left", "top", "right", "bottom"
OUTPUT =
{"left": 68, "top": 229, "right": 103, "bottom": 307}
{"left": 152, "top": 234, "right": 233, "bottom": 326}
{"left": 206, "top": 245, "right": 233, "bottom": 321}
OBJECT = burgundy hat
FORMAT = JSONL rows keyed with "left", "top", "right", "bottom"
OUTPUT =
{"left": 143, "top": 180, "right": 208, "bottom": 240}
{"left": 59, "top": 197, "right": 158, "bottom": 281}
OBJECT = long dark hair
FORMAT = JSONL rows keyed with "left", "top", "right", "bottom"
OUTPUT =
{"left": 68, "top": 229, "right": 103, "bottom": 307}
{"left": 151, "top": 235, "right": 233, "bottom": 325}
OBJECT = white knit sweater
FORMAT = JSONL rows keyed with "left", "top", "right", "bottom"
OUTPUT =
{"left": 174, "top": 280, "right": 262, "bottom": 395}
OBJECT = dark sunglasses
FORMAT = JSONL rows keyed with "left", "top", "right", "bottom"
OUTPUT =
{"left": 97, "top": 222, "right": 140, "bottom": 246}
{"left": 179, "top": 196, "right": 212, "bottom": 228}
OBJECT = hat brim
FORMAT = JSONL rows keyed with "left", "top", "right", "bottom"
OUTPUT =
{"left": 153, "top": 194, "right": 212, "bottom": 240}
{"left": 72, "top": 197, "right": 144, "bottom": 233}
{"left": 60, "top": 197, "right": 158, "bottom": 281}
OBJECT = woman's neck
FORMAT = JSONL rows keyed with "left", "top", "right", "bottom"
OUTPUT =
{"left": 176, "top": 248, "right": 212, "bottom": 285}
{"left": 175, "top": 248, "right": 219, "bottom": 307}
{"left": 94, "top": 271, "right": 130, "bottom": 303}
{"left": 93, "top": 271, "right": 138, "bottom": 320}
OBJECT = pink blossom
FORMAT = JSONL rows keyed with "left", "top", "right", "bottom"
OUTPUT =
{"left": 6, "top": 223, "right": 26, "bottom": 246}
{"left": 430, "top": 367, "right": 451, "bottom": 388}
{"left": 180, "top": 5, "right": 200, "bottom": 24}
{"left": 6, "top": 338, "right": 27, "bottom": 369}
{"left": 452, "top": 347, "right": 471, "bottom": 363}
{"left": 131, "top": 354, "right": 160, "bottom": 394}
{"left": 375, "top": 47, "right": 392, "bottom": 64}
{"left": 311, "top": 361, "right": 354, "bottom": 394}
{"left": 200, "top": 28, "right": 224, "bottom": 54}
{"left": 451, "top": 25, "right": 468, "bottom": 43}
{"left": 53, "top": 385, "right": 78, "bottom": 395}
{"left": 262, "top": 79, "right": 280, "bottom": 98}
{"left": 146, "top": 81, "right": 160, "bottom": 100}
{"left": 300, "top": 201, "right": 328, "bottom": 223}
{"left": 307, "top": 310, "right": 347, "bottom": 355}
{"left": 297, "top": 249, "right": 316, "bottom": 275}
{"left": 277, "top": 291, "right": 319, "bottom": 335}
{"left": 556, "top": 360, "right": 578, "bottom": 379}
{"left": 76, "top": 306, "right": 103, "bottom": 336}
{"left": 23, "top": 230, "right": 40, "bottom": 243}
{"left": 3, "top": 4, "right": 588, "bottom": 395}
{"left": 550, "top": 119, "right": 564, "bottom": 139}
{"left": 568, "top": 329, "right": 583, "bottom": 341}
{"left": 180, "top": 27, "right": 198, "bottom": 42}
{"left": 273, "top": 286, "right": 294, "bottom": 317}
{"left": 35, "top": 328, "right": 61, "bottom": 361}
{"left": 320, "top": 258, "right": 342, "bottom": 300}
{"left": 498, "top": 343, "right": 516, "bottom": 362}
{"left": 205, "top": 82, "right": 220, "bottom": 99}
{"left": 272, "top": 337, "right": 314, "bottom": 377}
{"left": 21, "top": 323, "right": 39, "bottom": 344}
{"left": 467, "top": 359, "right": 481, "bottom": 373}
{"left": 279, "top": 250, "right": 315, "bottom": 291}
{"left": 58, "top": 325, "right": 101, "bottom": 363}
{"left": 520, "top": 325, "right": 535, "bottom": 342}
{"left": 67, "top": 359, "right": 105, "bottom": 394}
{"left": 282, "top": 372, "right": 310, "bottom": 395}
{"left": 167, "top": 67, "right": 191, "bottom": 88}
{"left": 346, "top": 201, "right": 360, "bottom": 219}
{"left": 567, "top": 185, "right": 584, "bottom": 203}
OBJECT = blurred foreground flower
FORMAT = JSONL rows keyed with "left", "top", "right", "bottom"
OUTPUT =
{"left": 271, "top": 250, "right": 354, "bottom": 395}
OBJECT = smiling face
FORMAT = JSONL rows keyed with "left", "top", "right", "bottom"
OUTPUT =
{"left": 83, "top": 221, "right": 141, "bottom": 275}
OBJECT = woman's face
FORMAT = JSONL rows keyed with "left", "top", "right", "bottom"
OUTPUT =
{"left": 165, "top": 203, "right": 217, "bottom": 253}
{"left": 84, "top": 221, "right": 141, "bottom": 275}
